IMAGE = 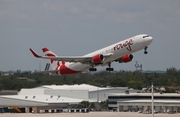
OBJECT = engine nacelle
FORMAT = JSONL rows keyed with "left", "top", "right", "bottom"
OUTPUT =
{"left": 92, "top": 54, "right": 104, "bottom": 64}
{"left": 118, "top": 54, "right": 133, "bottom": 63}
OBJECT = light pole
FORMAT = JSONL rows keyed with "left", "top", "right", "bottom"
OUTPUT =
{"left": 151, "top": 83, "right": 154, "bottom": 117}
{"left": 97, "top": 87, "right": 99, "bottom": 102}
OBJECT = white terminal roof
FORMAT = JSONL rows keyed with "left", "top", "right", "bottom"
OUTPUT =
{"left": 34, "top": 84, "right": 128, "bottom": 91}
{"left": 106, "top": 93, "right": 180, "bottom": 97}
{"left": 36, "top": 84, "right": 99, "bottom": 91}
{"left": 119, "top": 100, "right": 180, "bottom": 103}
{"left": 0, "top": 84, "right": 133, "bottom": 107}
{"left": 1, "top": 95, "right": 95, "bottom": 104}
{"left": 117, "top": 100, "right": 180, "bottom": 106}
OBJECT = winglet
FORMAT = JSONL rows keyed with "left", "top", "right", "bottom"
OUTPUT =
{"left": 29, "top": 48, "right": 42, "bottom": 58}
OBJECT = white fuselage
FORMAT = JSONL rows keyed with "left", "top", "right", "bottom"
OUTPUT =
{"left": 65, "top": 34, "right": 153, "bottom": 72}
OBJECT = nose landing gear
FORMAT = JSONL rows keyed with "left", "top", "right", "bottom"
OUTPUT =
{"left": 144, "top": 46, "right": 148, "bottom": 54}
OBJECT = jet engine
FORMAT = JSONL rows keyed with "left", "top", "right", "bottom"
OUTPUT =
{"left": 92, "top": 54, "right": 104, "bottom": 64}
{"left": 116, "top": 54, "right": 133, "bottom": 63}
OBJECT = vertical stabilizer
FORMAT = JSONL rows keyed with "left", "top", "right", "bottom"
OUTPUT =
{"left": 42, "top": 47, "right": 59, "bottom": 70}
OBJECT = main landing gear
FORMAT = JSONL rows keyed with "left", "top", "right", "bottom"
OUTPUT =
{"left": 106, "top": 62, "right": 114, "bottom": 71}
{"left": 89, "top": 68, "right": 97, "bottom": 71}
{"left": 89, "top": 62, "right": 114, "bottom": 72}
{"left": 144, "top": 46, "right": 148, "bottom": 54}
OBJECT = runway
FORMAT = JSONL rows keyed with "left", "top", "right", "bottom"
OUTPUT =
{"left": 0, "top": 112, "right": 180, "bottom": 117}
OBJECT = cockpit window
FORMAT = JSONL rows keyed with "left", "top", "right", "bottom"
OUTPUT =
{"left": 143, "top": 35, "right": 149, "bottom": 38}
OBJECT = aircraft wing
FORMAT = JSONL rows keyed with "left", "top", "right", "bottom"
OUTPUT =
{"left": 30, "top": 48, "right": 112, "bottom": 64}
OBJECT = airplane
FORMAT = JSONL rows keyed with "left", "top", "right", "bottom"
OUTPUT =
{"left": 30, "top": 34, "right": 153, "bottom": 75}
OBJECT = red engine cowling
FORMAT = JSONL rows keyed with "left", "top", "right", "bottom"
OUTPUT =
{"left": 92, "top": 54, "right": 104, "bottom": 64}
{"left": 118, "top": 54, "right": 133, "bottom": 63}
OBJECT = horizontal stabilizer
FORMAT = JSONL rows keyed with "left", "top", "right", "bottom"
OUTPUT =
{"left": 32, "top": 70, "right": 59, "bottom": 74}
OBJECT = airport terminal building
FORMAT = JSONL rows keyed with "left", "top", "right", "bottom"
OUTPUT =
{"left": 0, "top": 84, "right": 139, "bottom": 113}
{"left": 1, "top": 84, "right": 180, "bottom": 113}
{"left": 107, "top": 93, "right": 180, "bottom": 113}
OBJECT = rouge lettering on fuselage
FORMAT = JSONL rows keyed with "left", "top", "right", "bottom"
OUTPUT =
{"left": 114, "top": 39, "right": 133, "bottom": 51}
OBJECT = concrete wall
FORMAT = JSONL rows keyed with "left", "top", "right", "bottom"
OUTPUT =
{"left": 18, "top": 89, "right": 45, "bottom": 95}
{"left": 89, "top": 89, "right": 139, "bottom": 101}
{"left": 116, "top": 102, "right": 180, "bottom": 112}
{"left": 44, "top": 89, "right": 89, "bottom": 99}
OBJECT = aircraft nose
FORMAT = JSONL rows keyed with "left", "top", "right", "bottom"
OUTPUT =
{"left": 146, "top": 36, "right": 153, "bottom": 43}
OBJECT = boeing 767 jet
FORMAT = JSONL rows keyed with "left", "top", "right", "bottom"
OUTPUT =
{"left": 30, "top": 34, "right": 153, "bottom": 75}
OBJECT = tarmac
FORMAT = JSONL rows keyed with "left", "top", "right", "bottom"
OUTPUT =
{"left": 0, "top": 112, "right": 180, "bottom": 117}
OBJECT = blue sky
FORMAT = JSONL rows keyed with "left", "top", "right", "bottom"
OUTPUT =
{"left": 0, "top": 0, "right": 180, "bottom": 71}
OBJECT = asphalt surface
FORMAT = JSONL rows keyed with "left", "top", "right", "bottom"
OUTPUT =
{"left": 0, "top": 112, "right": 180, "bottom": 117}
